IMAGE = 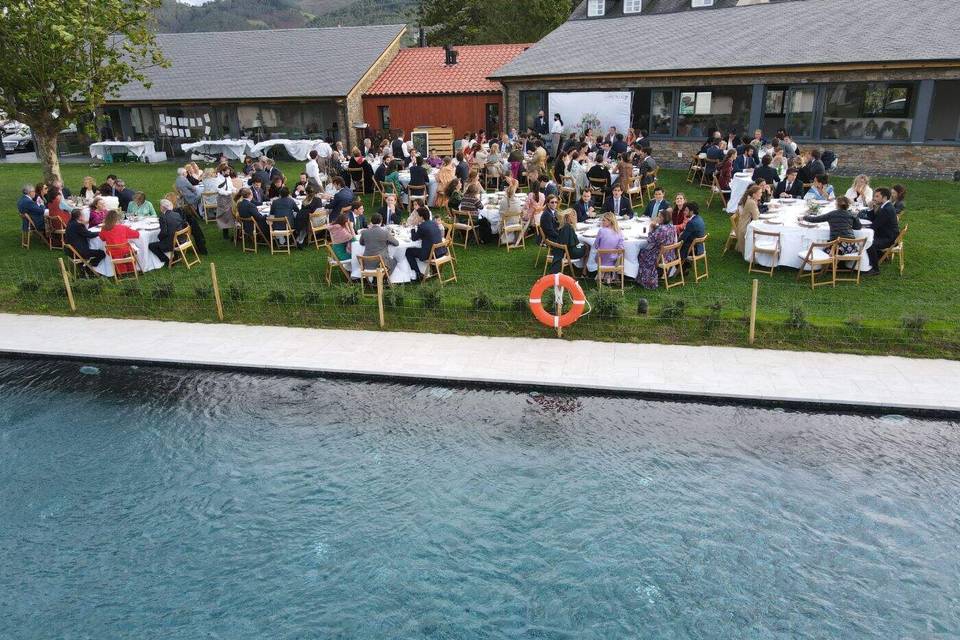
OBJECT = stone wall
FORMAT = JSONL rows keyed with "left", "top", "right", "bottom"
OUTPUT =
{"left": 344, "top": 34, "right": 405, "bottom": 148}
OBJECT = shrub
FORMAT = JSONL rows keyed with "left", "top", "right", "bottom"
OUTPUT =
{"left": 591, "top": 289, "right": 623, "bottom": 319}
{"left": 901, "top": 313, "right": 927, "bottom": 334}
{"left": 658, "top": 299, "right": 686, "bottom": 320}
{"left": 150, "top": 282, "right": 175, "bottom": 300}
{"left": 302, "top": 290, "right": 322, "bottom": 306}
{"left": 844, "top": 315, "right": 863, "bottom": 330}
{"left": 119, "top": 280, "right": 142, "bottom": 297}
{"left": 73, "top": 278, "right": 104, "bottom": 295}
{"left": 335, "top": 285, "right": 360, "bottom": 306}
{"left": 193, "top": 283, "right": 212, "bottom": 300}
{"left": 16, "top": 278, "right": 41, "bottom": 294}
{"left": 383, "top": 288, "right": 404, "bottom": 309}
{"left": 470, "top": 289, "right": 494, "bottom": 312}
{"left": 265, "top": 288, "right": 289, "bottom": 304}
{"left": 420, "top": 283, "right": 442, "bottom": 310}
{"left": 511, "top": 296, "right": 529, "bottom": 314}
{"left": 785, "top": 305, "right": 807, "bottom": 330}
{"left": 704, "top": 300, "right": 724, "bottom": 331}
{"left": 226, "top": 282, "right": 246, "bottom": 302}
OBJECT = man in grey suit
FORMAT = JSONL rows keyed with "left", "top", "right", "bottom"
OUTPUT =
{"left": 358, "top": 213, "right": 399, "bottom": 272}
{"left": 175, "top": 168, "right": 201, "bottom": 207}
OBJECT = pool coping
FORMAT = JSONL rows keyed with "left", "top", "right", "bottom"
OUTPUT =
{"left": 1, "top": 313, "right": 959, "bottom": 418}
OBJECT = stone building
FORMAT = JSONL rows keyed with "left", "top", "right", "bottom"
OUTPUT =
{"left": 489, "top": 0, "right": 960, "bottom": 178}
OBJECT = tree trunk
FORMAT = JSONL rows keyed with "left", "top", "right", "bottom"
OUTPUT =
{"left": 33, "top": 128, "right": 62, "bottom": 185}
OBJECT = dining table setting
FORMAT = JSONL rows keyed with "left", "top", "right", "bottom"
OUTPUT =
{"left": 575, "top": 214, "right": 651, "bottom": 277}
{"left": 87, "top": 214, "right": 165, "bottom": 278}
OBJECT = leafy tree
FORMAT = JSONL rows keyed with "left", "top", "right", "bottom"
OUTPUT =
{"left": 421, "top": 0, "right": 573, "bottom": 45}
{"left": 0, "top": 0, "right": 167, "bottom": 182}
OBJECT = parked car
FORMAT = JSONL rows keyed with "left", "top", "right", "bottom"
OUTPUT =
{"left": 3, "top": 125, "right": 34, "bottom": 153}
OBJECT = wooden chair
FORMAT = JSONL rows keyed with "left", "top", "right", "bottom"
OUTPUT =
{"left": 500, "top": 212, "right": 525, "bottom": 251}
{"left": 452, "top": 209, "right": 480, "bottom": 248}
{"left": 596, "top": 248, "right": 625, "bottom": 293}
{"left": 64, "top": 244, "right": 99, "bottom": 280}
{"left": 626, "top": 175, "right": 644, "bottom": 211}
{"left": 239, "top": 216, "right": 269, "bottom": 253}
{"left": 643, "top": 167, "right": 660, "bottom": 200}
{"left": 358, "top": 254, "right": 389, "bottom": 297}
{"left": 407, "top": 184, "right": 428, "bottom": 208}
{"left": 324, "top": 244, "right": 352, "bottom": 284}
{"left": 231, "top": 203, "right": 243, "bottom": 247}
{"left": 20, "top": 213, "right": 45, "bottom": 249}
{"left": 687, "top": 157, "right": 703, "bottom": 183}
{"left": 588, "top": 177, "right": 608, "bottom": 207}
{"left": 834, "top": 236, "right": 868, "bottom": 285}
{"left": 534, "top": 224, "right": 548, "bottom": 268}
{"left": 440, "top": 220, "right": 458, "bottom": 262}
{"left": 347, "top": 168, "right": 366, "bottom": 195}
{"left": 201, "top": 192, "right": 218, "bottom": 222}
{"left": 373, "top": 176, "right": 397, "bottom": 208}
{"left": 686, "top": 234, "right": 709, "bottom": 282}
{"left": 658, "top": 240, "right": 685, "bottom": 289}
{"left": 559, "top": 176, "right": 577, "bottom": 208}
{"left": 44, "top": 215, "right": 66, "bottom": 250}
{"left": 542, "top": 239, "right": 578, "bottom": 278}
{"left": 105, "top": 243, "right": 140, "bottom": 282}
{"left": 706, "top": 175, "right": 729, "bottom": 209}
{"left": 749, "top": 229, "right": 781, "bottom": 276}
{"left": 699, "top": 158, "right": 719, "bottom": 187}
{"left": 169, "top": 227, "right": 201, "bottom": 270}
{"left": 266, "top": 216, "right": 294, "bottom": 255}
{"left": 484, "top": 167, "right": 501, "bottom": 192}
{"left": 878, "top": 224, "right": 908, "bottom": 276}
{"left": 308, "top": 214, "right": 329, "bottom": 250}
{"left": 426, "top": 238, "right": 457, "bottom": 285}
{"left": 722, "top": 212, "right": 739, "bottom": 255}
{"left": 796, "top": 239, "right": 837, "bottom": 289}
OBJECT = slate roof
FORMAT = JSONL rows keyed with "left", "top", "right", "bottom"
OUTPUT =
{"left": 491, "top": 0, "right": 960, "bottom": 79}
{"left": 110, "top": 24, "right": 406, "bottom": 102}
{"left": 365, "top": 44, "right": 530, "bottom": 96}
{"left": 567, "top": 0, "right": 803, "bottom": 19}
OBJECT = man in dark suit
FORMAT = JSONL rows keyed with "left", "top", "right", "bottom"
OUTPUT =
{"left": 454, "top": 152, "right": 469, "bottom": 183}
{"left": 637, "top": 147, "right": 657, "bottom": 185}
{"left": 348, "top": 199, "right": 368, "bottom": 230}
{"left": 236, "top": 187, "right": 269, "bottom": 240}
{"left": 595, "top": 141, "right": 613, "bottom": 164}
{"left": 533, "top": 111, "right": 548, "bottom": 137}
{"left": 753, "top": 154, "right": 780, "bottom": 186}
{"left": 374, "top": 155, "right": 392, "bottom": 184}
{"left": 679, "top": 202, "right": 706, "bottom": 263}
{"left": 99, "top": 174, "right": 118, "bottom": 197}
{"left": 270, "top": 187, "right": 300, "bottom": 229}
{"left": 148, "top": 199, "right": 187, "bottom": 265}
{"left": 866, "top": 187, "right": 899, "bottom": 275}
{"left": 642, "top": 187, "right": 669, "bottom": 219}
{"left": 323, "top": 177, "right": 354, "bottom": 216}
{"left": 115, "top": 179, "right": 135, "bottom": 212}
{"left": 574, "top": 190, "right": 594, "bottom": 223}
{"left": 586, "top": 161, "right": 611, "bottom": 195}
{"left": 249, "top": 177, "right": 265, "bottom": 206}
{"left": 391, "top": 132, "right": 405, "bottom": 160}
{"left": 799, "top": 150, "right": 825, "bottom": 184}
{"left": 251, "top": 161, "right": 271, "bottom": 192}
{"left": 264, "top": 159, "right": 283, "bottom": 184}
{"left": 539, "top": 195, "right": 561, "bottom": 242}
{"left": 406, "top": 207, "right": 445, "bottom": 281}
{"left": 773, "top": 168, "right": 804, "bottom": 198}
{"left": 64, "top": 209, "right": 105, "bottom": 266}
{"left": 603, "top": 184, "right": 633, "bottom": 218}
{"left": 635, "top": 130, "right": 649, "bottom": 149}
{"left": 610, "top": 133, "right": 628, "bottom": 157}
{"left": 732, "top": 147, "right": 757, "bottom": 173}
{"left": 705, "top": 140, "right": 724, "bottom": 177}
{"left": 377, "top": 193, "right": 402, "bottom": 226}
{"left": 409, "top": 156, "right": 429, "bottom": 190}
{"left": 17, "top": 184, "right": 46, "bottom": 231}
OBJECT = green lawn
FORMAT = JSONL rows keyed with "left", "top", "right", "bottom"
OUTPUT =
{"left": 3, "top": 159, "right": 959, "bottom": 359}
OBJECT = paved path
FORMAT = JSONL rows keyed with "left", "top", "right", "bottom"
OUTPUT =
{"left": 1, "top": 313, "right": 958, "bottom": 415}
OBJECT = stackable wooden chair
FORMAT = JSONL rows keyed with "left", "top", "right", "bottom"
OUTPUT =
{"left": 658, "top": 241, "right": 685, "bottom": 289}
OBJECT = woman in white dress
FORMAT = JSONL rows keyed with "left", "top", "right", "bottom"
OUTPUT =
{"left": 550, "top": 113, "right": 563, "bottom": 159}
{"left": 844, "top": 174, "right": 873, "bottom": 208}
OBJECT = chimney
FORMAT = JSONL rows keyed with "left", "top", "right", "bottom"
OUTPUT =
{"left": 418, "top": 26, "right": 426, "bottom": 47}
{"left": 444, "top": 45, "right": 458, "bottom": 65}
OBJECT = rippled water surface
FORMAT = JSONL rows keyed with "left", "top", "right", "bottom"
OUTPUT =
{"left": 1, "top": 359, "right": 959, "bottom": 639}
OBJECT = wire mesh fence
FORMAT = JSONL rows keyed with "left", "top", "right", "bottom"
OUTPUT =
{"left": 2, "top": 250, "right": 957, "bottom": 360}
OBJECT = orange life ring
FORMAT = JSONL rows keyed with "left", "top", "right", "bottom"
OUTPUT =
{"left": 529, "top": 274, "right": 586, "bottom": 328}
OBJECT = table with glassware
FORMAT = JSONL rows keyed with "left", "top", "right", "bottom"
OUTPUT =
{"left": 575, "top": 215, "right": 650, "bottom": 278}
{"left": 87, "top": 215, "right": 165, "bottom": 278}
{"left": 349, "top": 224, "right": 424, "bottom": 285}
{"left": 743, "top": 198, "right": 874, "bottom": 270}
{"left": 396, "top": 168, "right": 439, "bottom": 207}
{"left": 478, "top": 191, "right": 527, "bottom": 239}
{"left": 727, "top": 171, "right": 756, "bottom": 213}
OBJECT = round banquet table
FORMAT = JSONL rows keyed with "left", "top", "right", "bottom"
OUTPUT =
{"left": 350, "top": 226, "right": 425, "bottom": 285}
{"left": 726, "top": 172, "right": 755, "bottom": 213}
{"left": 743, "top": 199, "right": 874, "bottom": 270}
{"left": 478, "top": 192, "right": 527, "bottom": 239}
{"left": 575, "top": 216, "right": 650, "bottom": 278}
{"left": 88, "top": 218, "right": 165, "bottom": 278}
{"left": 397, "top": 170, "right": 438, "bottom": 207}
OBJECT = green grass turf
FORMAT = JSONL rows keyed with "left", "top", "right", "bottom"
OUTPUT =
{"left": 3, "top": 159, "right": 958, "bottom": 358}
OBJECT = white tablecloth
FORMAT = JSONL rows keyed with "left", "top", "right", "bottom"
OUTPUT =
{"left": 250, "top": 139, "right": 325, "bottom": 161}
{"left": 89, "top": 141, "right": 156, "bottom": 161}
{"left": 181, "top": 139, "right": 254, "bottom": 161}
{"left": 397, "top": 170, "right": 438, "bottom": 207}
{"left": 88, "top": 219, "right": 165, "bottom": 277}
{"left": 743, "top": 200, "right": 874, "bottom": 270}
{"left": 478, "top": 193, "right": 526, "bottom": 237}
{"left": 576, "top": 217, "right": 650, "bottom": 278}
{"left": 726, "top": 173, "right": 755, "bottom": 213}
{"left": 350, "top": 226, "right": 425, "bottom": 285}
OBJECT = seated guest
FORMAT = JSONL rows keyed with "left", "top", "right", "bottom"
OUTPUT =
{"left": 539, "top": 195, "right": 561, "bottom": 242}
{"left": 636, "top": 208, "right": 677, "bottom": 289}
{"left": 642, "top": 187, "right": 669, "bottom": 219}
{"left": 88, "top": 197, "right": 109, "bottom": 227}
{"left": 406, "top": 207, "right": 446, "bottom": 281}
{"left": 358, "top": 213, "right": 399, "bottom": 273}
{"left": 671, "top": 192, "right": 688, "bottom": 227}
{"left": 844, "top": 174, "right": 873, "bottom": 208}
{"left": 249, "top": 177, "right": 265, "bottom": 206}
{"left": 115, "top": 179, "right": 135, "bottom": 212}
{"left": 267, "top": 175, "right": 285, "bottom": 200}
{"left": 716, "top": 149, "right": 735, "bottom": 192}
{"left": 426, "top": 148, "right": 443, "bottom": 169}
{"left": 603, "top": 184, "right": 633, "bottom": 218}
{"left": 616, "top": 154, "right": 634, "bottom": 193}
{"left": 753, "top": 154, "right": 780, "bottom": 186}
{"left": 99, "top": 174, "right": 118, "bottom": 197}
{"left": 236, "top": 188, "right": 269, "bottom": 240}
{"left": 774, "top": 168, "right": 804, "bottom": 199}
{"left": 78, "top": 176, "right": 98, "bottom": 204}
{"left": 293, "top": 187, "right": 326, "bottom": 242}
{"left": 374, "top": 154, "right": 392, "bottom": 184}
{"left": 64, "top": 209, "right": 105, "bottom": 266}
{"left": 803, "top": 196, "right": 862, "bottom": 250}
{"left": 804, "top": 174, "right": 836, "bottom": 201}
{"left": 18, "top": 184, "right": 46, "bottom": 232}
{"left": 46, "top": 187, "right": 73, "bottom": 226}
{"left": 586, "top": 159, "right": 611, "bottom": 195}
{"left": 327, "top": 212, "right": 356, "bottom": 262}
{"left": 611, "top": 133, "right": 628, "bottom": 157}
{"left": 348, "top": 198, "right": 368, "bottom": 230}
{"left": 126, "top": 191, "right": 157, "bottom": 217}
{"left": 292, "top": 172, "right": 310, "bottom": 198}
{"left": 269, "top": 186, "right": 300, "bottom": 229}
{"left": 34, "top": 182, "right": 49, "bottom": 207}
{"left": 454, "top": 152, "right": 470, "bottom": 183}
{"left": 434, "top": 157, "right": 456, "bottom": 207}
{"left": 409, "top": 156, "right": 430, "bottom": 193}
{"left": 550, "top": 209, "right": 586, "bottom": 274}
{"left": 497, "top": 177, "right": 522, "bottom": 242}
{"left": 592, "top": 212, "right": 625, "bottom": 283}
{"left": 891, "top": 184, "right": 907, "bottom": 217}
{"left": 865, "top": 188, "right": 900, "bottom": 275}
{"left": 637, "top": 147, "right": 657, "bottom": 185}
{"left": 541, "top": 174, "right": 559, "bottom": 199}
{"left": 377, "top": 193, "right": 402, "bottom": 226}
{"left": 445, "top": 178, "right": 464, "bottom": 212}
{"left": 323, "top": 176, "right": 354, "bottom": 215}
{"left": 460, "top": 183, "right": 491, "bottom": 243}
{"left": 679, "top": 202, "right": 706, "bottom": 263}
{"left": 523, "top": 181, "right": 545, "bottom": 227}
{"left": 98, "top": 210, "right": 139, "bottom": 274}
{"left": 348, "top": 147, "right": 375, "bottom": 193}
{"left": 249, "top": 160, "right": 271, "bottom": 190}
{"left": 574, "top": 189, "right": 595, "bottom": 222}
{"left": 242, "top": 156, "right": 256, "bottom": 175}
{"left": 595, "top": 141, "right": 614, "bottom": 164}
{"left": 735, "top": 184, "right": 763, "bottom": 254}
{"left": 148, "top": 199, "right": 187, "bottom": 265}
{"left": 175, "top": 168, "right": 202, "bottom": 207}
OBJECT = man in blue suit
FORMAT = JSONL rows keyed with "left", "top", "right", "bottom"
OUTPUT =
{"left": 679, "top": 202, "right": 706, "bottom": 263}
{"left": 323, "top": 176, "right": 354, "bottom": 216}
{"left": 642, "top": 187, "right": 669, "bottom": 219}
{"left": 406, "top": 207, "right": 446, "bottom": 281}
{"left": 539, "top": 195, "right": 561, "bottom": 242}
{"left": 17, "top": 184, "right": 45, "bottom": 231}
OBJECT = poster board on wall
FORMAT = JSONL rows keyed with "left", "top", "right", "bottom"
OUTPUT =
{"left": 547, "top": 91, "right": 632, "bottom": 136}
{"left": 411, "top": 131, "right": 429, "bottom": 158}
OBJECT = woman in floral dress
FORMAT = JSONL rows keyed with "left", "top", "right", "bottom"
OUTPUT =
{"left": 636, "top": 208, "right": 677, "bottom": 289}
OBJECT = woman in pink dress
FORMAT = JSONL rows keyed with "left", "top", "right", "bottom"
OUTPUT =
{"left": 88, "top": 197, "right": 109, "bottom": 227}
{"left": 592, "top": 212, "right": 625, "bottom": 284}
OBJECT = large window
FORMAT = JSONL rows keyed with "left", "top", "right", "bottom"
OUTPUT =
{"left": 624, "top": 0, "right": 642, "bottom": 13}
{"left": 763, "top": 86, "right": 817, "bottom": 138}
{"left": 821, "top": 82, "right": 915, "bottom": 141}
{"left": 675, "top": 86, "right": 751, "bottom": 138}
{"left": 519, "top": 91, "right": 547, "bottom": 132}
{"left": 926, "top": 80, "right": 960, "bottom": 142}
{"left": 237, "top": 103, "right": 331, "bottom": 140}
{"left": 652, "top": 90, "right": 673, "bottom": 135}
{"left": 587, "top": 0, "right": 605, "bottom": 16}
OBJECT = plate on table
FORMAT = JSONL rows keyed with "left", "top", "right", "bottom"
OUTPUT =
{"left": 758, "top": 213, "right": 778, "bottom": 220}
{"left": 581, "top": 231, "right": 598, "bottom": 239}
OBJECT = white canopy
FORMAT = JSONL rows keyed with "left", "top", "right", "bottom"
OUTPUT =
{"left": 181, "top": 139, "right": 255, "bottom": 161}
{"left": 250, "top": 139, "right": 326, "bottom": 161}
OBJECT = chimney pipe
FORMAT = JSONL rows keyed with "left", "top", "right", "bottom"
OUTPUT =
{"left": 418, "top": 26, "right": 426, "bottom": 47}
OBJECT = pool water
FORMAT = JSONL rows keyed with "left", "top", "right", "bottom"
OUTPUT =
{"left": 1, "top": 359, "right": 958, "bottom": 638}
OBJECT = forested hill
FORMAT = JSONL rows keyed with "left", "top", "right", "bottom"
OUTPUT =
{"left": 154, "top": 0, "right": 418, "bottom": 33}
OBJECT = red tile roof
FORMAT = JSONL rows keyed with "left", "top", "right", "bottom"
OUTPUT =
{"left": 364, "top": 44, "right": 530, "bottom": 96}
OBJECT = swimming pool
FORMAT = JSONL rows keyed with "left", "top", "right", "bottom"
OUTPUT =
{"left": 1, "top": 358, "right": 958, "bottom": 638}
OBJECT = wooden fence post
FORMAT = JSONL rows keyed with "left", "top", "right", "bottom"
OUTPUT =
{"left": 749, "top": 278, "right": 759, "bottom": 345}
{"left": 210, "top": 262, "right": 224, "bottom": 321}
{"left": 376, "top": 272, "right": 385, "bottom": 328}
{"left": 57, "top": 258, "right": 76, "bottom": 312}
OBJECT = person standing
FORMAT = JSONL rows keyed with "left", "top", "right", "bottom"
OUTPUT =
{"left": 534, "top": 110, "right": 548, "bottom": 139}
{"left": 550, "top": 113, "right": 563, "bottom": 159}
{"left": 305, "top": 150, "right": 322, "bottom": 190}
